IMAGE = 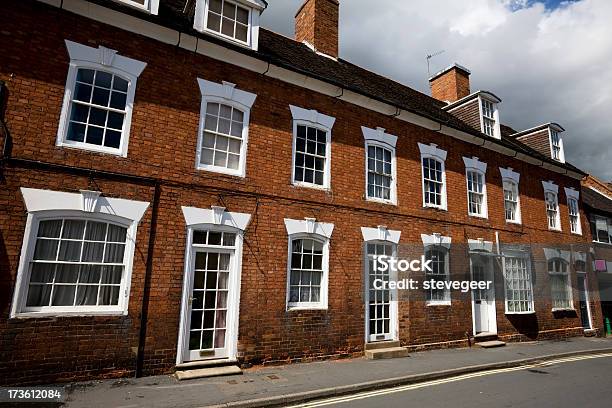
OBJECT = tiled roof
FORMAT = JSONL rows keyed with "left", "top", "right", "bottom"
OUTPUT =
{"left": 582, "top": 186, "right": 612, "bottom": 214}
{"left": 82, "top": 0, "right": 585, "bottom": 176}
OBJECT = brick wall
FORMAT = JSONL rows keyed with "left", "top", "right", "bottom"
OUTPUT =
{"left": 516, "top": 130, "right": 552, "bottom": 158}
{"left": 295, "top": 0, "right": 339, "bottom": 58}
{"left": 430, "top": 67, "right": 471, "bottom": 103}
{"left": 0, "top": 0, "right": 597, "bottom": 384}
{"left": 448, "top": 99, "right": 481, "bottom": 132}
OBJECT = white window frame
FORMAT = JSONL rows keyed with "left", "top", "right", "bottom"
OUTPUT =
{"left": 196, "top": 78, "right": 257, "bottom": 177}
{"left": 500, "top": 167, "right": 521, "bottom": 224}
{"left": 418, "top": 143, "right": 448, "bottom": 211}
{"left": 543, "top": 181, "right": 561, "bottom": 231}
{"left": 478, "top": 94, "right": 501, "bottom": 140}
{"left": 177, "top": 205, "right": 251, "bottom": 364}
{"left": 421, "top": 233, "right": 452, "bottom": 306}
{"left": 549, "top": 127, "right": 565, "bottom": 163}
{"left": 591, "top": 215, "right": 612, "bottom": 245}
{"left": 284, "top": 218, "right": 334, "bottom": 310}
{"left": 193, "top": 0, "right": 265, "bottom": 51}
{"left": 543, "top": 248, "right": 573, "bottom": 312}
{"left": 564, "top": 187, "right": 582, "bottom": 235}
{"left": 362, "top": 127, "right": 398, "bottom": 205}
{"left": 113, "top": 0, "right": 160, "bottom": 14}
{"left": 548, "top": 259, "right": 573, "bottom": 311}
{"left": 463, "top": 157, "right": 488, "bottom": 218}
{"left": 56, "top": 40, "right": 147, "bottom": 158}
{"left": 503, "top": 252, "right": 535, "bottom": 314}
{"left": 289, "top": 105, "right": 336, "bottom": 191}
{"left": 10, "top": 188, "right": 149, "bottom": 318}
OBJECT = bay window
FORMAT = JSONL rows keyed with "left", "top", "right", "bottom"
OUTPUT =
{"left": 504, "top": 255, "right": 534, "bottom": 313}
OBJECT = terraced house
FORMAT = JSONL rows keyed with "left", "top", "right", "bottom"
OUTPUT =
{"left": 0, "top": 0, "right": 604, "bottom": 385}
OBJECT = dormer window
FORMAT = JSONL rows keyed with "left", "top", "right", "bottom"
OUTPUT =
{"left": 478, "top": 95, "right": 501, "bottom": 139}
{"left": 115, "top": 0, "right": 160, "bottom": 14}
{"left": 551, "top": 129, "right": 562, "bottom": 161}
{"left": 481, "top": 99, "right": 496, "bottom": 137}
{"left": 194, "top": 0, "right": 266, "bottom": 51}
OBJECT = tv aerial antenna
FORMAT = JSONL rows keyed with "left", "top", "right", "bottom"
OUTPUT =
{"left": 426, "top": 50, "right": 446, "bottom": 77}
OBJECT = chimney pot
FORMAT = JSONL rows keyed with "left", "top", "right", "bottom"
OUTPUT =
{"left": 429, "top": 63, "right": 471, "bottom": 103}
{"left": 295, "top": 0, "right": 339, "bottom": 59}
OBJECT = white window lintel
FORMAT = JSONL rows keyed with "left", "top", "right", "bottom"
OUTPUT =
{"left": 543, "top": 248, "right": 572, "bottom": 263}
{"left": 463, "top": 156, "right": 487, "bottom": 173}
{"left": 542, "top": 180, "right": 559, "bottom": 194}
{"left": 197, "top": 78, "right": 257, "bottom": 109}
{"left": 65, "top": 40, "right": 147, "bottom": 79}
{"left": 468, "top": 239, "right": 494, "bottom": 253}
{"left": 290, "top": 105, "right": 336, "bottom": 131}
{"left": 284, "top": 218, "right": 334, "bottom": 239}
{"left": 181, "top": 206, "right": 252, "bottom": 231}
{"left": 499, "top": 167, "right": 520, "bottom": 183}
{"left": 361, "top": 126, "right": 398, "bottom": 148}
{"left": 564, "top": 187, "right": 580, "bottom": 201}
{"left": 418, "top": 142, "right": 447, "bottom": 161}
{"left": 361, "top": 226, "right": 401, "bottom": 244}
{"left": 421, "top": 233, "right": 451, "bottom": 249}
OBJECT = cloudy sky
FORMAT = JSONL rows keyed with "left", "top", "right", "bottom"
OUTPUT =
{"left": 261, "top": 0, "right": 612, "bottom": 181}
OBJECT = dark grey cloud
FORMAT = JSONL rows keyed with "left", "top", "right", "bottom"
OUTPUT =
{"left": 261, "top": 0, "right": 612, "bottom": 181}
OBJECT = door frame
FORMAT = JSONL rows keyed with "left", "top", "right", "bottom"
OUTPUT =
{"left": 577, "top": 272, "right": 593, "bottom": 330}
{"left": 176, "top": 225, "right": 244, "bottom": 365}
{"left": 364, "top": 240, "right": 399, "bottom": 343}
{"left": 470, "top": 254, "right": 498, "bottom": 335}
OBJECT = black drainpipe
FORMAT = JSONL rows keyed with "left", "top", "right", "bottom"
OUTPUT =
{"left": 136, "top": 181, "right": 161, "bottom": 378}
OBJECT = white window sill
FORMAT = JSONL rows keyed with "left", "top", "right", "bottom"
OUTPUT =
{"left": 366, "top": 197, "right": 397, "bottom": 206}
{"left": 199, "top": 27, "right": 253, "bottom": 50}
{"left": 506, "top": 220, "right": 522, "bottom": 225}
{"left": 570, "top": 232, "right": 583, "bottom": 236}
{"left": 592, "top": 240, "right": 612, "bottom": 246}
{"left": 287, "top": 305, "right": 328, "bottom": 312}
{"left": 468, "top": 213, "right": 488, "bottom": 219}
{"left": 11, "top": 310, "right": 127, "bottom": 319}
{"left": 423, "top": 204, "right": 447, "bottom": 211}
{"left": 292, "top": 181, "right": 330, "bottom": 191}
{"left": 505, "top": 310, "right": 536, "bottom": 315}
{"left": 552, "top": 308, "right": 575, "bottom": 312}
{"left": 58, "top": 141, "right": 126, "bottom": 157}
{"left": 548, "top": 228, "right": 563, "bottom": 232}
{"left": 197, "top": 164, "right": 245, "bottom": 178}
{"left": 426, "top": 301, "right": 451, "bottom": 307}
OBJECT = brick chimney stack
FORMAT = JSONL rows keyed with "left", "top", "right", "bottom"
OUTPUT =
{"left": 429, "top": 64, "right": 471, "bottom": 103}
{"left": 295, "top": 0, "right": 339, "bottom": 59}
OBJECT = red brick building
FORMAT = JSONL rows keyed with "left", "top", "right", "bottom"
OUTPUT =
{"left": 0, "top": 0, "right": 602, "bottom": 385}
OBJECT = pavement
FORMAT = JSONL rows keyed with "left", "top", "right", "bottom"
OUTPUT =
{"left": 62, "top": 337, "right": 612, "bottom": 408}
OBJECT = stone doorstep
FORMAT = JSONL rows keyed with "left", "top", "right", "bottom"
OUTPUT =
{"left": 475, "top": 340, "right": 507, "bottom": 349}
{"left": 365, "top": 347, "right": 410, "bottom": 360}
{"left": 364, "top": 340, "right": 401, "bottom": 351}
{"left": 176, "top": 358, "right": 238, "bottom": 370}
{"left": 175, "top": 365, "right": 242, "bottom": 381}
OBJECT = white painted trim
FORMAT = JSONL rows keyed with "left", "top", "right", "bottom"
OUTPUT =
{"left": 10, "top": 190, "right": 148, "bottom": 318}
{"left": 113, "top": 0, "right": 160, "bottom": 15}
{"left": 290, "top": 105, "right": 335, "bottom": 190}
{"left": 364, "top": 242, "right": 398, "bottom": 342}
{"left": 285, "top": 232, "right": 330, "bottom": 311}
{"left": 500, "top": 167, "right": 522, "bottom": 224}
{"left": 564, "top": 187, "right": 580, "bottom": 200}
{"left": 195, "top": 78, "right": 257, "bottom": 177}
{"left": 464, "top": 158, "right": 488, "bottom": 219}
{"left": 468, "top": 239, "right": 494, "bottom": 253}
{"left": 564, "top": 187, "right": 582, "bottom": 235}
{"left": 176, "top": 225, "right": 245, "bottom": 364}
{"left": 57, "top": 40, "right": 147, "bottom": 157}
{"left": 289, "top": 105, "right": 336, "bottom": 131}
{"left": 548, "top": 127, "right": 566, "bottom": 164}
{"left": 542, "top": 180, "right": 559, "bottom": 194}
{"left": 361, "top": 226, "right": 401, "bottom": 244}
{"left": 284, "top": 218, "right": 334, "bottom": 239}
{"left": 361, "top": 126, "right": 398, "bottom": 148}
{"left": 20, "top": 188, "right": 149, "bottom": 222}
{"left": 420, "top": 233, "right": 451, "bottom": 249}
{"left": 588, "top": 186, "right": 612, "bottom": 201}
{"left": 193, "top": 0, "right": 262, "bottom": 50}
{"left": 500, "top": 167, "right": 520, "bottom": 183}
{"left": 38, "top": 0, "right": 584, "bottom": 180}
{"left": 477, "top": 95, "right": 501, "bottom": 140}
{"left": 363, "top": 134, "right": 398, "bottom": 205}
{"left": 543, "top": 248, "right": 572, "bottom": 263}
{"left": 502, "top": 252, "right": 535, "bottom": 315}
{"left": 418, "top": 143, "right": 448, "bottom": 211}
{"left": 181, "top": 206, "right": 251, "bottom": 231}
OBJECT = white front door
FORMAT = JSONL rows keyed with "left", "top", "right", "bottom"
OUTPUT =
{"left": 181, "top": 229, "right": 241, "bottom": 362}
{"left": 365, "top": 242, "right": 397, "bottom": 342}
{"left": 472, "top": 256, "right": 496, "bottom": 334}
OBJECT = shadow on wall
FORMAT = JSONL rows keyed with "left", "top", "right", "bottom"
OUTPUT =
{"left": 507, "top": 313, "right": 540, "bottom": 340}
{"left": 0, "top": 232, "right": 13, "bottom": 317}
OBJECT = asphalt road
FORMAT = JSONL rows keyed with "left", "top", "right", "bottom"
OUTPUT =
{"left": 291, "top": 354, "right": 612, "bottom": 408}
